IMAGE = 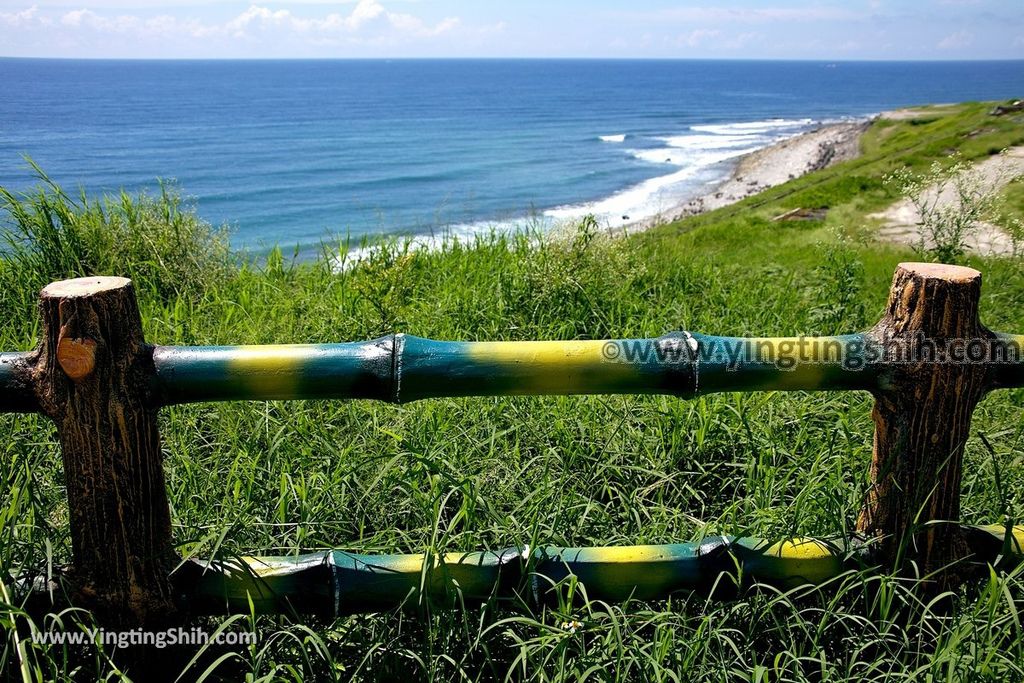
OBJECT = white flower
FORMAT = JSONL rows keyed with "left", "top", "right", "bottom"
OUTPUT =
{"left": 560, "top": 619, "right": 584, "bottom": 633}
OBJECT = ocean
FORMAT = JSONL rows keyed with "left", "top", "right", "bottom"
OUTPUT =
{"left": 1, "top": 59, "right": 1022, "bottom": 252}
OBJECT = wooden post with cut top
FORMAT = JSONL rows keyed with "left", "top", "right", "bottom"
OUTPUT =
{"left": 857, "top": 262, "right": 994, "bottom": 591}
{"left": 26, "top": 276, "right": 178, "bottom": 627}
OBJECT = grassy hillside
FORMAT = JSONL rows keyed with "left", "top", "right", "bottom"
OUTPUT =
{"left": 2, "top": 101, "right": 1024, "bottom": 681}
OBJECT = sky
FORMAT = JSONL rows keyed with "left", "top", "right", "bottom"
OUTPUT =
{"left": 0, "top": 0, "right": 1022, "bottom": 60}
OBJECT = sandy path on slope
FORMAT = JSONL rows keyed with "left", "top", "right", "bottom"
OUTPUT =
{"left": 870, "top": 147, "right": 1024, "bottom": 257}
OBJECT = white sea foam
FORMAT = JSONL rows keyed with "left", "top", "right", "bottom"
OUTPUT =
{"left": 544, "top": 116, "right": 819, "bottom": 229}
{"left": 339, "top": 116, "right": 823, "bottom": 261}
{"left": 689, "top": 118, "right": 813, "bottom": 135}
{"left": 544, "top": 165, "right": 705, "bottom": 224}
{"left": 335, "top": 217, "right": 544, "bottom": 272}
{"left": 657, "top": 133, "right": 762, "bottom": 150}
{"left": 630, "top": 146, "right": 756, "bottom": 166}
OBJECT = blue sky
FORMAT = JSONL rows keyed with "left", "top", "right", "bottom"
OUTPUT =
{"left": 1, "top": 0, "right": 1022, "bottom": 59}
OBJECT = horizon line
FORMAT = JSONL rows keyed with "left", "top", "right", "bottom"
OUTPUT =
{"left": 2, "top": 55, "right": 1023, "bottom": 63}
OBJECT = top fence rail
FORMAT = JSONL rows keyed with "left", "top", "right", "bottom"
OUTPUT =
{"left": 2, "top": 329, "right": 1023, "bottom": 411}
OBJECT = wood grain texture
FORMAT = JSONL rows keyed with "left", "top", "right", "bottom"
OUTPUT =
{"left": 30, "top": 277, "right": 178, "bottom": 627}
{"left": 857, "top": 263, "right": 992, "bottom": 590}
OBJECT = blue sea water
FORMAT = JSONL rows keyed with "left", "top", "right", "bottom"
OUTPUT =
{"left": 0, "top": 58, "right": 1022, "bottom": 252}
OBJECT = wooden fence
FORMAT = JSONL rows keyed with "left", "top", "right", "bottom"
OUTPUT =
{"left": 3, "top": 262, "right": 1024, "bottom": 628}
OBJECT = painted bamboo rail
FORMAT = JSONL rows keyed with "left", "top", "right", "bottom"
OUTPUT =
{"left": 175, "top": 525, "right": 1024, "bottom": 617}
{"left": 3, "top": 333, "right": 877, "bottom": 408}
{"left": 3, "top": 263, "right": 1024, "bottom": 627}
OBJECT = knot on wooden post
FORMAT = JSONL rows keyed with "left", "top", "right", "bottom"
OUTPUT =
{"left": 858, "top": 263, "right": 995, "bottom": 591}
{"left": 56, "top": 335, "right": 98, "bottom": 381}
{"left": 31, "top": 277, "right": 178, "bottom": 627}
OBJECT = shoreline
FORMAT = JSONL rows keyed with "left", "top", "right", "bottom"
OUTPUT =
{"left": 339, "top": 116, "right": 877, "bottom": 266}
{"left": 336, "top": 118, "right": 873, "bottom": 268}
{"left": 621, "top": 119, "right": 872, "bottom": 233}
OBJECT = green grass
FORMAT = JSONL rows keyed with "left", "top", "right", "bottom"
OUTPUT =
{"left": 2, "top": 101, "right": 1024, "bottom": 681}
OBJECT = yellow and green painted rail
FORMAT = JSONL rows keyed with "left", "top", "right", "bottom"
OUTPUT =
{"left": 4, "top": 331, "right": 1023, "bottom": 411}
{"left": 151, "top": 333, "right": 883, "bottom": 403}
{"left": 177, "top": 525, "right": 1024, "bottom": 616}
{"left": 0, "top": 332, "right": 910, "bottom": 411}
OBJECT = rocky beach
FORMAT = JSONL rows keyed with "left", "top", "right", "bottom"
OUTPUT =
{"left": 626, "top": 120, "right": 871, "bottom": 231}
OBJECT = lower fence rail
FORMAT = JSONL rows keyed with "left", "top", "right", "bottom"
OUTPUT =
{"left": 164, "top": 525, "right": 1024, "bottom": 617}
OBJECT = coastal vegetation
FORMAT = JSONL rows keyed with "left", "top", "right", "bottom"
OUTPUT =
{"left": 2, "top": 100, "right": 1024, "bottom": 680}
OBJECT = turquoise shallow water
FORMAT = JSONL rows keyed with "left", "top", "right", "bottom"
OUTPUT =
{"left": 0, "top": 58, "right": 1022, "bottom": 251}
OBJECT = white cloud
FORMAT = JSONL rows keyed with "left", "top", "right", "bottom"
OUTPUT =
{"left": 225, "top": 6, "right": 309, "bottom": 36}
{"left": 678, "top": 28, "right": 721, "bottom": 47}
{"left": 61, "top": 7, "right": 140, "bottom": 32}
{"left": 937, "top": 29, "right": 974, "bottom": 49}
{"left": 672, "top": 28, "right": 760, "bottom": 51}
{"left": 349, "top": 0, "right": 385, "bottom": 28}
{"left": 723, "top": 31, "right": 759, "bottom": 49}
{"left": 61, "top": 8, "right": 91, "bottom": 26}
{"left": 386, "top": 9, "right": 460, "bottom": 38}
{"left": 618, "top": 6, "right": 862, "bottom": 25}
{"left": 9, "top": 0, "right": 371, "bottom": 6}
{"left": 8, "top": 0, "right": 464, "bottom": 49}
{"left": 214, "top": 1, "right": 459, "bottom": 40}
{"left": 0, "top": 4, "right": 39, "bottom": 26}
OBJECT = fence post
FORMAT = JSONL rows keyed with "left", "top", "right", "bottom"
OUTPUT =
{"left": 31, "top": 277, "right": 177, "bottom": 627}
{"left": 857, "top": 262, "right": 993, "bottom": 590}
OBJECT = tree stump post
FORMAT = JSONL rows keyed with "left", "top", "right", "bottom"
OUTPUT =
{"left": 858, "top": 263, "right": 994, "bottom": 591}
{"left": 29, "top": 277, "right": 178, "bottom": 627}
